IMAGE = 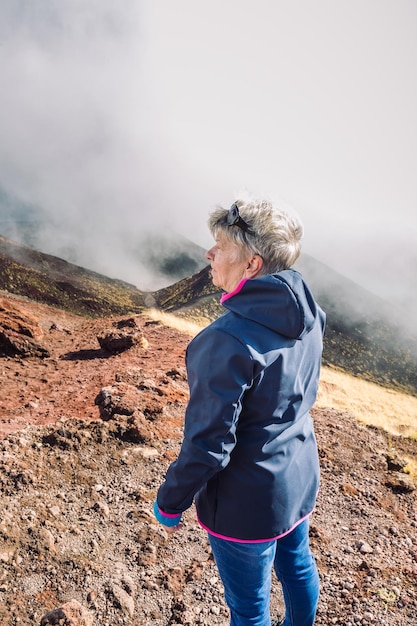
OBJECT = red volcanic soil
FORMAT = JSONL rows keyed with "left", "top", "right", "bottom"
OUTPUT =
{"left": 0, "top": 293, "right": 189, "bottom": 440}
{"left": 0, "top": 292, "right": 416, "bottom": 625}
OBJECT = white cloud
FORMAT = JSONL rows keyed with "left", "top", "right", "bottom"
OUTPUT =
{"left": 0, "top": 0, "right": 416, "bottom": 305}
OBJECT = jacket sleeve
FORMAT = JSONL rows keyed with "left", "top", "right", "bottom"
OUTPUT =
{"left": 155, "top": 327, "right": 254, "bottom": 516}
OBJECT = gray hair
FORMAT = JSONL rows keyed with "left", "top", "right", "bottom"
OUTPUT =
{"left": 208, "top": 197, "right": 304, "bottom": 274}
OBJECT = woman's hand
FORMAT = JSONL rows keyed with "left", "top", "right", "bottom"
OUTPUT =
{"left": 165, "top": 522, "right": 183, "bottom": 534}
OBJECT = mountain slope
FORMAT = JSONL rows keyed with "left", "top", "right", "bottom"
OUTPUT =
{"left": 152, "top": 256, "right": 417, "bottom": 396}
{"left": 0, "top": 235, "right": 146, "bottom": 317}
{"left": 1, "top": 233, "right": 416, "bottom": 395}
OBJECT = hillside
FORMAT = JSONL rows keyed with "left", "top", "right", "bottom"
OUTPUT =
{"left": 0, "top": 293, "right": 416, "bottom": 625}
{"left": 0, "top": 235, "right": 146, "bottom": 317}
{"left": 295, "top": 254, "right": 417, "bottom": 395}
{"left": 1, "top": 232, "right": 417, "bottom": 397}
{"left": 152, "top": 259, "right": 417, "bottom": 397}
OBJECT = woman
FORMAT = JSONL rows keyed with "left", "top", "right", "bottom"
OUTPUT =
{"left": 154, "top": 197, "right": 326, "bottom": 625}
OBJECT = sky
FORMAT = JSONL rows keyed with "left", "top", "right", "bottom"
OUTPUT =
{"left": 0, "top": 0, "right": 416, "bottom": 308}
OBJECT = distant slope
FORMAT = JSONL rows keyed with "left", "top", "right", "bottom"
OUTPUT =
{"left": 1, "top": 232, "right": 416, "bottom": 396}
{"left": 152, "top": 255, "right": 417, "bottom": 397}
{"left": 135, "top": 232, "right": 208, "bottom": 284}
{"left": 295, "top": 253, "right": 417, "bottom": 395}
{"left": 0, "top": 194, "right": 209, "bottom": 289}
{"left": 0, "top": 235, "right": 146, "bottom": 317}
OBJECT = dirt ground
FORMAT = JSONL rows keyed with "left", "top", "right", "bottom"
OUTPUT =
{"left": 0, "top": 293, "right": 416, "bottom": 625}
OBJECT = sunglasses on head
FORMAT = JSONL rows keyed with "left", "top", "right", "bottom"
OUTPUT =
{"left": 226, "top": 203, "right": 255, "bottom": 236}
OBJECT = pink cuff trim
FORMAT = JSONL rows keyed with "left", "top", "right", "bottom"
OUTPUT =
{"left": 157, "top": 506, "right": 181, "bottom": 519}
{"left": 197, "top": 511, "right": 313, "bottom": 543}
{"left": 220, "top": 278, "right": 249, "bottom": 304}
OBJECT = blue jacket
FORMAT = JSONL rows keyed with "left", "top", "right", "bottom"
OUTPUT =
{"left": 155, "top": 270, "right": 326, "bottom": 541}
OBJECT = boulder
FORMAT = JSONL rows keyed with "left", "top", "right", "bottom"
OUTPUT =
{"left": 96, "top": 329, "right": 148, "bottom": 354}
{"left": 0, "top": 298, "right": 49, "bottom": 358}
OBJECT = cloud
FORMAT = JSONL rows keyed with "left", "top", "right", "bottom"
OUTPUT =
{"left": 0, "top": 0, "right": 416, "bottom": 311}
{"left": 0, "top": 1, "right": 179, "bottom": 280}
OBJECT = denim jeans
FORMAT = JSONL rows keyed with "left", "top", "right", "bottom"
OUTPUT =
{"left": 208, "top": 519, "right": 319, "bottom": 626}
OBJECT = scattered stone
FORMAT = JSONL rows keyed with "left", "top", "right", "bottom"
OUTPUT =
{"left": 165, "top": 367, "right": 187, "bottom": 381}
{"left": 86, "top": 589, "right": 98, "bottom": 603}
{"left": 121, "top": 573, "right": 136, "bottom": 596}
{"left": 48, "top": 505, "right": 61, "bottom": 517}
{"left": 356, "top": 541, "right": 373, "bottom": 554}
{"left": 185, "top": 559, "right": 207, "bottom": 582}
{"left": 108, "top": 583, "right": 135, "bottom": 617}
{"left": 0, "top": 551, "right": 13, "bottom": 563}
{"left": 97, "top": 328, "right": 147, "bottom": 354}
{"left": 164, "top": 566, "right": 185, "bottom": 593}
{"left": 94, "top": 384, "right": 137, "bottom": 420}
{"left": 118, "top": 413, "right": 155, "bottom": 443}
{"left": 39, "top": 527, "right": 56, "bottom": 552}
{"left": 340, "top": 483, "right": 360, "bottom": 496}
{"left": 93, "top": 500, "right": 110, "bottom": 517}
{"left": 115, "top": 367, "right": 147, "bottom": 386}
{"left": 50, "top": 322, "right": 72, "bottom": 334}
{"left": 385, "top": 453, "right": 406, "bottom": 472}
{"left": 385, "top": 472, "right": 415, "bottom": 493}
{"left": 137, "top": 543, "right": 158, "bottom": 566}
{"left": 114, "top": 318, "right": 139, "bottom": 330}
{"left": 129, "top": 445, "right": 159, "bottom": 459}
{"left": 40, "top": 599, "right": 93, "bottom": 625}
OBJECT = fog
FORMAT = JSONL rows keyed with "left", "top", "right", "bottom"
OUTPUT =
{"left": 0, "top": 1, "right": 416, "bottom": 309}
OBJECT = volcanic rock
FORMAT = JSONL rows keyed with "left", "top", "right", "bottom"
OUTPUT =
{"left": 40, "top": 599, "right": 93, "bottom": 625}
{"left": 0, "top": 297, "right": 49, "bottom": 357}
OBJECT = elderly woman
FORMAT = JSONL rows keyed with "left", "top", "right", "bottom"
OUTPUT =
{"left": 154, "top": 197, "right": 326, "bottom": 626}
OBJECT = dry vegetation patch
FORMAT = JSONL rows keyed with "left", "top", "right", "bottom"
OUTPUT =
{"left": 317, "top": 365, "right": 417, "bottom": 439}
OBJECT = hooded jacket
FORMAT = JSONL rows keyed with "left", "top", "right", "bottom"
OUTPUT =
{"left": 155, "top": 270, "right": 326, "bottom": 541}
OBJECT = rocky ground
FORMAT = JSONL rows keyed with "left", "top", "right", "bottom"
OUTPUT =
{"left": 0, "top": 292, "right": 416, "bottom": 625}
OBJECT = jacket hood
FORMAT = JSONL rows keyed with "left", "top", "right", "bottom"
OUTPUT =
{"left": 220, "top": 269, "right": 320, "bottom": 339}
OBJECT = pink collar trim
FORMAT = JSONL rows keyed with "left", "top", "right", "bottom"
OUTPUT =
{"left": 220, "top": 278, "right": 249, "bottom": 304}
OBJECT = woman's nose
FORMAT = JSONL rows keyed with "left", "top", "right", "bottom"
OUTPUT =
{"left": 205, "top": 247, "right": 214, "bottom": 261}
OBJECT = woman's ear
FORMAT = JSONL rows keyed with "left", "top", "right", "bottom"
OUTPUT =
{"left": 245, "top": 254, "right": 264, "bottom": 279}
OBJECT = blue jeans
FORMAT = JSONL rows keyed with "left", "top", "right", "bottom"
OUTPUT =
{"left": 208, "top": 519, "right": 319, "bottom": 626}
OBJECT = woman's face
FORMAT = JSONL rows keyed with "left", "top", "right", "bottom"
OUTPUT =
{"left": 205, "top": 231, "right": 252, "bottom": 293}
